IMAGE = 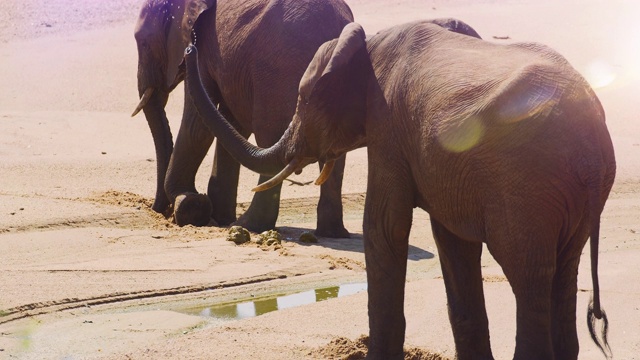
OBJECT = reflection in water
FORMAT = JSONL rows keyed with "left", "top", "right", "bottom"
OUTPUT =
{"left": 186, "top": 283, "right": 367, "bottom": 320}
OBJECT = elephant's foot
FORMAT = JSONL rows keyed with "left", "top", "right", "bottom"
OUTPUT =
{"left": 173, "top": 193, "right": 213, "bottom": 227}
{"left": 365, "top": 350, "right": 403, "bottom": 360}
{"left": 316, "top": 191, "right": 349, "bottom": 238}
{"left": 315, "top": 212, "right": 350, "bottom": 238}
{"left": 151, "top": 191, "right": 171, "bottom": 214}
{"left": 455, "top": 351, "right": 495, "bottom": 360}
{"left": 314, "top": 223, "right": 350, "bottom": 239}
{"left": 212, "top": 214, "right": 236, "bottom": 227}
{"left": 233, "top": 184, "right": 280, "bottom": 233}
{"left": 233, "top": 212, "right": 276, "bottom": 233}
{"left": 209, "top": 196, "right": 237, "bottom": 227}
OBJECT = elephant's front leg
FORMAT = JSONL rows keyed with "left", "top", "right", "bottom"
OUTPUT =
{"left": 165, "top": 93, "right": 215, "bottom": 227}
{"left": 431, "top": 219, "right": 493, "bottom": 360}
{"left": 207, "top": 103, "right": 246, "bottom": 226}
{"left": 207, "top": 139, "right": 242, "bottom": 226}
{"left": 315, "top": 154, "right": 350, "bottom": 238}
{"left": 364, "top": 169, "right": 413, "bottom": 360}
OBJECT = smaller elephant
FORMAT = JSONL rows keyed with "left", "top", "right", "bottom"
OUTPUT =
{"left": 185, "top": 20, "right": 615, "bottom": 360}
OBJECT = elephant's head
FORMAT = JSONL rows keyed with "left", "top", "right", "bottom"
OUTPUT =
{"left": 132, "top": 0, "right": 215, "bottom": 212}
{"left": 183, "top": 23, "right": 371, "bottom": 191}
{"left": 426, "top": 18, "right": 482, "bottom": 39}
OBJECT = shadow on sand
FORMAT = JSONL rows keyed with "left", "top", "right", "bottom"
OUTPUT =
{"left": 277, "top": 226, "right": 435, "bottom": 261}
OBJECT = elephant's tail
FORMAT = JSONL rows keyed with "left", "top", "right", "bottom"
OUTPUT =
{"left": 587, "top": 189, "right": 613, "bottom": 359}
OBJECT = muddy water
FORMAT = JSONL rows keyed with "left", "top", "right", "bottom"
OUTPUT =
{"left": 182, "top": 283, "right": 367, "bottom": 320}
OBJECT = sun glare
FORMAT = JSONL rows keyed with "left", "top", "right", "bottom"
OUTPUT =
{"left": 585, "top": 60, "right": 617, "bottom": 89}
{"left": 583, "top": 3, "right": 640, "bottom": 91}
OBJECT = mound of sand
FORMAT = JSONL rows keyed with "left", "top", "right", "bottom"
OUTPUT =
{"left": 312, "top": 335, "right": 449, "bottom": 360}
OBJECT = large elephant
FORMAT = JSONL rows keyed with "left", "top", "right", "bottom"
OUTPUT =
{"left": 185, "top": 20, "right": 616, "bottom": 359}
{"left": 132, "top": 0, "right": 353, "bottom": 237}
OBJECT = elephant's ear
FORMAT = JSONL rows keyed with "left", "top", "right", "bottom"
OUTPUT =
{"left": 299, "top": 23, "right": 367, "bottom": 98}
{"left": 134, "top": 0, "right": 215, "bottom": 90}
{"left": 180, "top": 0, "right": 216, "bottom": 43}
{"left": 164, "top": 0, "right": 215, "bottom": 88}
{"left": 322, "top": 23, "right": 367, "bottom": 76}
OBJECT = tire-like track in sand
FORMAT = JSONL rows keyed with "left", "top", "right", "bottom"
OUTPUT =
{"left": 0, "top": 192, "right": 367, "bottom": 325}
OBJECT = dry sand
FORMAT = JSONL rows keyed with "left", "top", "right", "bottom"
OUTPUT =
{"left": 1, "top": 0, "right": 639, "bottom": 359}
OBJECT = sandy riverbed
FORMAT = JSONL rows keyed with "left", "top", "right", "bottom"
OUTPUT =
{"left": 1, "top": 0, "right": 639, "bottom": 359}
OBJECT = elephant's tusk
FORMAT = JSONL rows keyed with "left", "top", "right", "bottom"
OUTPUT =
{"left": 252, "top": 158, "right": 301, "bottom": 192}
{"left": 131, "top": 87, "right": 155, "bottom": 117}
{"left": 314, "top": 160, "right": 335, "bottom": 186}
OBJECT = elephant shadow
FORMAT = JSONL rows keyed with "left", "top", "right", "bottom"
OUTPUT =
{"left": 276, "top": 226, "right": 435, "bottom": 261}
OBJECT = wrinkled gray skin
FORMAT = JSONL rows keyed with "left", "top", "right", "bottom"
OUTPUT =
{"left": 186, "top": 20, "right": 616, "bottom": 360}
{"left": 133, "top": 0, "right": 353, "bottom": 237}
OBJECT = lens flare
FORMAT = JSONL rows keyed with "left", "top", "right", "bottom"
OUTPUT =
{"left": 585, "top": 60, "right": 617, "bottom": 89}
{"left": 495, "top": 80, "right": 557, "bottom": 124}
{"left": 580, "top": 3, "right": 640, "bottom": 91}
{"left": 438, "top": 115, "right": 485, "bottom": 153}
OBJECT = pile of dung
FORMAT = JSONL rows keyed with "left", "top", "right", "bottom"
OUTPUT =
{"left": 257, "top": 230, "right": 282, "bottom": 246}
{"left": 226, "top": 226, "right": 251, "bottom": 244}
{"left": 299, "top": 231, "right": 318, "bottom": 243}
{"left": 226, "top": 227, "right": 284, "bottom": 251}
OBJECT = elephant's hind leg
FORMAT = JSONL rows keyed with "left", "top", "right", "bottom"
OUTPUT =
{"left": 234, "top": 178, "right": 282, "bottom": 233}
{"left": 315, "top": 155, "right": 350, "bottom": 238}
{"left": 550, "top": 221, "right": 590, "bottom": 360}
{"left": 487, "top": 224, "right": 557, "bottom": 360}
{"left": 431, "top": 219, "right": 493, "bottom": 360}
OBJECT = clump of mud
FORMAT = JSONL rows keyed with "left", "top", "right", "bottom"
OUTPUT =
{"left": 312, "top": 335, "right": 449, "bottom": 360}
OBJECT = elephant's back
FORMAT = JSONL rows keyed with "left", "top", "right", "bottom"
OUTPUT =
{"left": 216, "top": 0, "right": 352, "bottom": 65}
{"left": 370, "top": 21, "right": 599, "bottom": 155}
{"left": 202, "top": 0, "right": 353, "bottom": 135}
{"left": 370, "top": 21, "right": 615, "bottom": 229}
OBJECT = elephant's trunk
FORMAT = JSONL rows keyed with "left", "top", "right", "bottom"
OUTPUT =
{"left": 184, "top": 45, "right": 287, "bottom": 176}
{"left": 136, "top": 87, "right": 174, "bottom": 213}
